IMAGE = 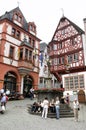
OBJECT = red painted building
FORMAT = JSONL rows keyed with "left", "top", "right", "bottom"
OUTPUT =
{"left": 0, "top": 7, "right": 41, "bottom": 97}
{"left": 48, "top": 16, "right": 86, "bottom": 102}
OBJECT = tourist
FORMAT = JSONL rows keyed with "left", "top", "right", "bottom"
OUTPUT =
{"left": 29, "top": 87, "right": 34, "bottom": 100}
{"left": 73, "top": 98, "right": 80, "bottom": 122}
{"left": 65, "top": 93, "right": 70, "bottom": 105}
{"left": 37, "top": 101, "right": 43, "bottom": 113}
{"left": 31, "top": 102, "right": 38, "bottom": 112}
{"left": 49, "top": 98, "right": 55, "bottom": 113}
{"left": 42, "top": 97, "right": 49, "bottom": 119}
{"left": 55, "top": 97, "right": 60, "bottom": 119}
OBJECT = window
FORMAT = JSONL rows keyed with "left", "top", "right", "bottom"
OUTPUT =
{"left": 14, "top": 13, "right": 22, "bottom": 23}
{"left": 72, "top": 37, "right": 77, "bottom": 45}
{"left": 74, "top": 76, "right": 78, "bottom": 88}
{"left": 70, "top": 77, "right": 73, "bottom": 89}
{"left": 79, "top": 75, "right": 84, "bottom": 88}
{"left": 73, "top": 53, "right": 78, "bottom": 61}
{"left": 40, "top": 78, "right": 43, "bottom": 84}
{"left": 68, "top": 55, "right": 72, "bottom": 63}
{"left": 16, "top": 31, "right": 20, "bottom": 38}
{"left": 64, "top": 78, "right": 69, "bottom": 89}
{"left": 11, "top": 27, "right": 20, "bottom": 39}
{"left": 64, "top": 75, "right": 84, "bottom": 90}
{"left": 62, "top": 29, "right": 65, "bottom": 35}
{"left": 18, "top": 16, "right": 22, "bottom": 22}
{"left": 19, "top": 48, "right": 23, "bottom": 60}
{"left": 12, "top": 28, "right": 16, "bottom": 36}
{"left": 29, "top": 38, "right": 31, "bottom": 44}
{"left": 57, "top": 58, "right": 61, "bottom": 65}
{"left": 61, "top": 57, "right": 64, "bottom": 64}
{"left": 9, "top": 46, "right": 14, "bottom": 58}
{"left": 59, "top": 43, "right": 62, "bottom": 49}
{"left": 25, "top": 49, "right": 28, "bottom": 60}
{"left": 29, "top": 50, "right": 32, "bottom": 60}
{"left": 14, "top": 14, "right": 18, "bottom": 20}
{"left": 32, "top": 40, "right": 35, "bottom": 48}
{"left": 54, "top": 58, "right": 57, "bottom": 65}
{"left": 53, "top": 44, "right": 57, "bottom": 50}
{"left": 30, "top": 25, "right": 33, "bottom": 31}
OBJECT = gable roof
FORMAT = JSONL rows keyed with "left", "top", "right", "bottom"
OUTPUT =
{"left": 0, "top": 7, "right": 28, "bottom": 31}
{"left": 52, "top": 16, "right": 84, "bottom": 41}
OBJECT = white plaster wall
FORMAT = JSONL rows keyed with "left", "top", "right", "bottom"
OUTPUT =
{"left": 13, "top": 20, "right": 22, "bottom": 27}
{"left": 29, "top": 30, "right": 36, "bottom": 36}
{"left": 6, "top": 35, "right": 20, "bottom": 46}
{"left": 4, "top": 42, "right": 18, "bottom": 66}
{"left": 7, "top": 24, "right": 11, "bottom": 34}
{"left": 82, "top": 34, "right": 86, "bottom": 65}
{"left": 4, "top": 42, "right": 9, "bottom": 56}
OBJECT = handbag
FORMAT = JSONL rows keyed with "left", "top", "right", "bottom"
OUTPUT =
{"left": 1, "top": 105, "right": 5, "bottom": 111}
{"left": 78, "top": 108, "right": 80, "bottom": 111}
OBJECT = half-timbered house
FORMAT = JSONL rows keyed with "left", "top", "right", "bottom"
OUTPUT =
{"left": 48, "top": 16, "right": 86, "bottom": 102}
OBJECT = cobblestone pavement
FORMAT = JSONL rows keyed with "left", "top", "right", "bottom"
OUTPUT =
{"left": 0, "top": 98, "right": 86, "bottom": 130}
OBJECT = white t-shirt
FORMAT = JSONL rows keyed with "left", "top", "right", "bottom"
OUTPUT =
{"left": 73, "top": 101, "right": 79, "bottom": 109}
{"left": 43, "top": 99, "right": 49, "bottom": 108}
{"left": 55, "top": 100, "right": 60, "bottom": 106}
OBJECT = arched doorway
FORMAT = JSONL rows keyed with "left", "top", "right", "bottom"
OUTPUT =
{"left": 78, "top": 90, "right": 85, "bottom": 103}
{"left": 4, "top": 71, "right": 17, "bottom": 94}
{"left": 23, "top": 75, "right": 33, "bottom": 97}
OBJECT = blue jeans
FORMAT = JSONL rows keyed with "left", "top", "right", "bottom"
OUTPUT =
{"left": 55, "top": 106, "right": 60, "bottom": 119}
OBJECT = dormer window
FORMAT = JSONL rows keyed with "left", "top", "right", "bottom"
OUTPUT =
{"left": 29, "top": 25, "right": 35, "bottom": 32}
{"left": 18, "top": 16, "right": 22, "bottom": 22}
{"left": 13, "top": 12, "right": 23, "bottom": 24}
{"left": 28, "top": 22, "right": 36, "bottom": 34}
{"left": 30, "top": 25, "right": 33, "bottom": 31}
{"left": 14, "top": 14, "right": 18, "bottom": 20}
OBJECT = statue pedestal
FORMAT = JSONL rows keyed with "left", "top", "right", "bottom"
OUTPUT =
{"left": 37, "top": 76, "right": 64, "bottom": 101}
{"left": 35, "top": 89, "right": 63, "bottom": 102}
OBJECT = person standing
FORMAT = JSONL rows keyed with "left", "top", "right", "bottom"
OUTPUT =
{"left": 65, "top": 93, "right": 70, "bottom": 105}
{"left": 73, "top": 98, "right": 80, "bottom": 122}
{"left": 29, "top": 87, "right": 34, "bottom": 100}
{"left": 42, "top": 97, "right": 49, "bottom": 119}
{"left": 49, "top": 99, "right": 55, "bottom": 113}
{"left": 55, "top": 97, "right": 60, "bottom": 119}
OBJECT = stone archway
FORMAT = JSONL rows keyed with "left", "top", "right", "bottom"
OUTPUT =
{"left": 78, "top": 90, "right": 85, "bottom": 103}
{"left": 4, "top": 71, "right": 17, "bottom": 94}
{"left": 23, "top": 75, "right": 33, "bottom": 97}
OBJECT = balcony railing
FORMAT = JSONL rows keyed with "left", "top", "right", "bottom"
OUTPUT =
{"left": 18, "top": 60, "right": 34, "bottom": 70}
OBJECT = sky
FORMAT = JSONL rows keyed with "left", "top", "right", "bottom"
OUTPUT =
{"left": 0, "top": 0, "right": 86, "bottom": 43}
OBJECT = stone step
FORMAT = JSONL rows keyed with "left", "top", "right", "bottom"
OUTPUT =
{"left": 28, "top": 109, "right": 74, "bottom": 118}
{"left": 28, "top": 111, "right": 74, "bottom": 118}
{"left": 27, "top": 104, "right": 74, "bottom": 118}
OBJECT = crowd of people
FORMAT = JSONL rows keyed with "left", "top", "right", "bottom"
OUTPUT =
{"left": 31, "top": 96, "right": 61, "bottom": 119}
{"left": 0, "top": 88, "right": 80, "bottom": 121}
{"left": 30, "top": 94, "right": 80, "bottom": 121}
